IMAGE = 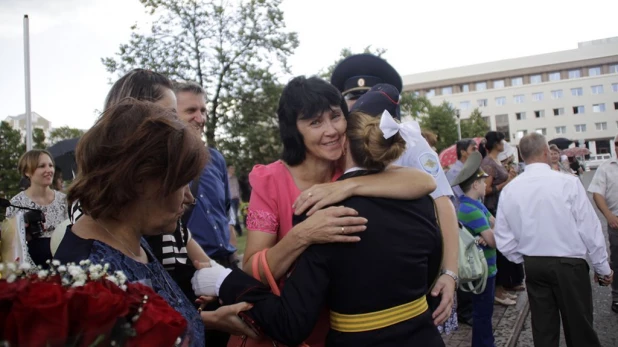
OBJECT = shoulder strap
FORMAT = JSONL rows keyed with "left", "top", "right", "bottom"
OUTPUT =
{"left": 259, "top": 249, "right": 281, "bottom": 296}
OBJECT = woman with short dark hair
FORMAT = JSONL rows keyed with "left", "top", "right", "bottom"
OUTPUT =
{"left": 240, "top": 76, "right": 437, "bottom": 346}
{"left": 55, "top": 100, "right": 209, "bottom": 346}
{"left": 194, "top": 108, "right": 445, "bottom": 346}
{"left": 480, "top": 131, "right": 523, "bottom": 305}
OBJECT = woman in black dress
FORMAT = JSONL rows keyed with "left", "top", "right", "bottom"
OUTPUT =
{"left": 192, "top": 108, "right": 444, "bottom": 347}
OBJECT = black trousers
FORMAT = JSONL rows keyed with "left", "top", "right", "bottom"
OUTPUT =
{"left": 496, "top": 250, "right": 525, "bottom": 288}
{"left": 524, "top": 256, "right": 601, "bottom": 347}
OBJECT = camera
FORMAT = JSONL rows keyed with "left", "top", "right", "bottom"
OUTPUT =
{"left": 23, "top": 210, "right": 45, "bottom": 240}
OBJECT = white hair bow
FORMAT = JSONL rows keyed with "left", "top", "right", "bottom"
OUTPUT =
{"left": 378, "top": 109, "right": 422, "bottom": 147}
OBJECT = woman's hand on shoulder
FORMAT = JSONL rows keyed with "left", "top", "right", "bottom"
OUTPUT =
{"left": 293, "top": 181, "right": 356, "bottom": 216}
{"left": 293, "top": 206, "right": 366, "bottom": 246}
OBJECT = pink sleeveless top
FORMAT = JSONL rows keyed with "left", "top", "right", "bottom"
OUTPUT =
{"left": 246, "top": 160, "right": 341, "bottom": 346}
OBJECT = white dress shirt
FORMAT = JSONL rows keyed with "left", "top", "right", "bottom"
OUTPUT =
{"left": 494, "top": 163, "right": 611, "bottom": 276}
{"left": 588, "top": 158, "right": 618, "bottom": 216}
{"left": 393, "top": 125, "right": 453, "bottom": 199}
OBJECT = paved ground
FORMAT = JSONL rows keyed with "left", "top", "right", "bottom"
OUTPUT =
{"left": 516, "top": 171, "right": 618, "bottom": 347}
{"left": 443, "top": 291, "right": 527, "bottom": 347}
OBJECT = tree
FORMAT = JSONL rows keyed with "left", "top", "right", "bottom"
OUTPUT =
{"left": 400, "top": 92, "right": 431, "bottom": 120}
{"left": 0, "top": 122, "right": 25, "bottom": 217}
{"left": 102, "top": 0, "right": 299, "bottom": 148}
{"left": 319, "top": 46, "right": 386, "bottom": 80}
{"left": 32, "top": 128, "right": 46, "bottom": 149}
{"left": 460, "top": 108, "right": 489, "bottom": 139}
{"left": 218, "top": 68, "right": 282, "bottom": 179}
{"left": 48, "top": 126, "right": 85, "bottom": 145}
{"left": 418, "top": 101, "right": 458, "bottom": 153}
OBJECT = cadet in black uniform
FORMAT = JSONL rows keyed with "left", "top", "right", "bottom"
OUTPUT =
{"left": 192, "top": 98, "right": 445, "bottom": 347}
{"left": 330, "top": 54, "right": 460, "bottom": 329}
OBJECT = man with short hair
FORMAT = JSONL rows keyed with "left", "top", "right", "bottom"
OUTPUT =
{"left": 446, "top": 139, "right": 478, "bottom": 209}
{"left": 174, "top": 82, "right": 238, "bottom": 346}
{"left": 588, "top": 133, "right": 618, "bottom": 313}
{"left": 494, "top": 132, "right": 612, "bottom": 347}
{"left": 174, "top": 82, "right": 238, "bottom": 263}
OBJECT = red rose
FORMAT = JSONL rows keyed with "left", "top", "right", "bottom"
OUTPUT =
{"left": 4, "top": 281, "right": 69, "bottom": 347}
{"left": 125, "top": 282, "right": 188, "bottom": 347}
{"left": 0, "top": 279, "right": 29, "bottom": 339}
{"left": 66, "top": 279, "right": 130, "bottom": 347}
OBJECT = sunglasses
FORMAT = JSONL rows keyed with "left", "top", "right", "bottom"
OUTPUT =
{"left": 344, "top": 90, "right": 368, "bottom": 101}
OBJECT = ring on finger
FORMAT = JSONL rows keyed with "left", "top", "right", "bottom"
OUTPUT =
{"left": 307, "top": 192, "right": 313, "bottom": 198}
{"left": 341, "top": 227, "right": 345, "bottom": 233}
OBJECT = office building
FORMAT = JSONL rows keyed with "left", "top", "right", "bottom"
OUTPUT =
{"left": 403, "top": 37, "right": 618, "bottom": 159}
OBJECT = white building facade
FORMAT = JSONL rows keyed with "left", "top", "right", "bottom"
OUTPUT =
{"left": 403, "top": 37, "right": 618, "bottom": 159}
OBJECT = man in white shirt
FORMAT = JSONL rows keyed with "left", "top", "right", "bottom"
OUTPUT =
{"left": 494, "top": 133, "right": 612, "bottom": 347}
{"left": 588, "top": 133, "right": 618, "bottom": 313}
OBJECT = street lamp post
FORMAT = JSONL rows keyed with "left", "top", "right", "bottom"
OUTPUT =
{"left": 456, "top": 109, "right": 461, "bottom": 140}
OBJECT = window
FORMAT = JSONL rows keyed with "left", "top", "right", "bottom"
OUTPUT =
{"left": 426, "top": 89, "right": 435, "bottom": 98}
{"left": 555, "top": 126, "right": 567, "bottom": 134}
{"left": 514, "top": 94, "right": 525, "bottom": 103}
{"left": 535, "top": 128, "right": 547, "bottom": 135}
{"left": 588, "top": 67, "right": 601, "bottom": 76}
{"left": 553, "top": 108, "right": 564, "bottom": 116}
{"left": 568, "top": 69, "right": 581, "bottom": 79}
{"left": 610, "top": 65, "right": 618, "bottom": 74}
{"left": 575, "top": 124, "right": 587, "bottom": 133}
{"left": 511, "top": 77, "right": 523, "bottom": 86}
{"left": 532, "top": 92, "right": 544, "bottom": 101}
{"left": 551, "top": 90, "right": 563, "bottom": 99}
{"left": 461, "top": 84, "right": 470, "bottom": 92}
{"left": 476, "top": 82, "right": 487, "bottom": 91}
{"left": 571, "top": 87, "right": 583, "bottom": 96}
{"left": 459, "top": 101, "right": 470, "bottom": 110}
{"left": 534, "top": 110, "right": 545, "bottom": 118}
{"left": 548, "top": 72, "right": 561, "bottom": 81}
{"left": 573, "top": 106, "right": 585, "bottom": 114}
{"left": 595, "top": 122, "right": 608, "bottom": 131}
{"left": 495, "top": 96, "right": 506, "bottom": 106}
{"left": 442, "top": 87, "right": 452, "bottom": 95}
{"left": 516, "top": 130, "right": 528, "bottom": 139}
{"left": 612, "top": 83, "right": 618, "bottom": 92}
{"left": 591, "top": 85, "right": 604, "bottom": 94}
{"left": 493, "top": 80, "right": 505, "bottom": 89}
{"left": 516, "top": 112, "right": 526, "bottom": 120}
{"left": 592, "top": 103, "right": 606, "bottom": 112}
{"left": 530, "top": 74, "right": 542, "bottom": 84}
{"left": 477, "top": 99, "right": 488, "bottom": 107}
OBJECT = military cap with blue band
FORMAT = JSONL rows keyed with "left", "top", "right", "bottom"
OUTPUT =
{"left": 350, "top": 83, "right": 401, "bottom": 120}
{"left": 330, "top": 54, "right": 403, "bottom": 97}
{"left": 451, "top": 151, "right": 488, "bottom": 187}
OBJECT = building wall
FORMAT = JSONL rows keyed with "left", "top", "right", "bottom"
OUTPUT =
{"left": 402, "top": 38, "right": 618, "bottom": 154}
{"left": 425, "top": 73, "right": 618, "bottom": 145}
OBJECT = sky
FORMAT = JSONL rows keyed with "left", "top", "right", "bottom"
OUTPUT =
{"left": 1, "top": 0, "right": 617, "bottom": 130}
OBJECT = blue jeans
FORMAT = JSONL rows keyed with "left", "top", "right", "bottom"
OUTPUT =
{"left": 472, "top": 275, "right": 496, "bottom": 347}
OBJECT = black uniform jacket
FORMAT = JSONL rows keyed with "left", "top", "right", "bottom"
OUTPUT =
{"left": 219, "top": 170, "right": 444, "bottom": 347}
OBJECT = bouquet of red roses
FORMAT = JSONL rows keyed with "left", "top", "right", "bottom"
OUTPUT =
{"left": 0, "top": 260, "right": 187, "bottom": 347}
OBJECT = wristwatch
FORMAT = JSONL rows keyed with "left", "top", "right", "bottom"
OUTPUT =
{"left": 440, "top": 269, "right": 459, "bottom": 288}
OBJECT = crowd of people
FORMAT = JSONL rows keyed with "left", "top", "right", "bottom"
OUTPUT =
{"left": 1, "top": 52, "right": 616, "bottom": 347}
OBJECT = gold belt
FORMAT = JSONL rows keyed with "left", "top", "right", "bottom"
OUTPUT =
{"left": 330, "top": 296, "right": 428, "bottom": 333}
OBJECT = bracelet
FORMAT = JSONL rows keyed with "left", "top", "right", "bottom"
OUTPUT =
{"left": 440, "top": 269, "right": 459, "bottom": 288}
